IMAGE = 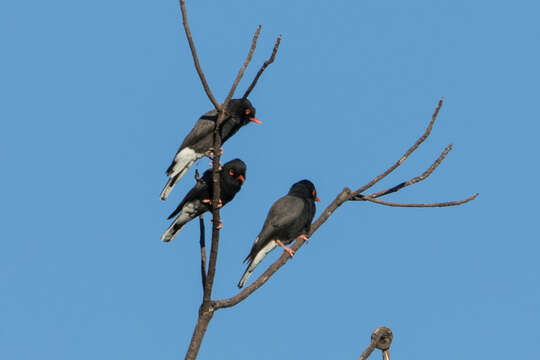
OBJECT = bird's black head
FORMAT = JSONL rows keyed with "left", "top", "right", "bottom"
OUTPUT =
{"left": 288, "top": 179, "right": 320, "bottom": 203}
{"left": 222, "top": 158, "right": 247, "bottom": 187}
{"left": 227, "top": 98, "right": 260, "bottom": 126}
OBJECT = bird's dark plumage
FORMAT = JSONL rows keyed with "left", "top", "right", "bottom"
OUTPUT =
{"left": 160, "top": 99, "right": 259, "bottom": 200}
{"left": 238, "top": 180, "right": 319, "bottom": 288}
{"left": 161, "top": 159, "right": 247, "bottom": 242}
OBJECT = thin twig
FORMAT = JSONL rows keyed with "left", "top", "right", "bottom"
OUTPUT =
{"left": 199, "top": 215, "right": 207, "bottom": 289}
{"left": 357, "top": 339, "right": 378, "bottom": 360}
{"left": 243, "top": 35, "right": 282, "bottom": 99}
{"left": 220, "top": 25, "right": 262, "bottom": 121}
{"left": 178, "top": 0, "right": 220, "bottom": 109}
{"left": 358, "top": 327, "right": 393, "bottom": 360}
{"left": 351, "top": 98, "right": 444, "bottom": 198}
{"left": 361, "top": 193, "right": 479, "bottom": 207}
{"left": 351, "top": 144, "right": 452, "bottom": 201}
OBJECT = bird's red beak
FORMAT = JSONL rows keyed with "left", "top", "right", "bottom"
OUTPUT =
{"left": 237, "top": 174, "right": 245, "bottom": 183}
{"left": 315, "top": 196, "right": 320, "bottom": 202}
{"left": 250, "top": 117, "right": 261, "bottom": 124}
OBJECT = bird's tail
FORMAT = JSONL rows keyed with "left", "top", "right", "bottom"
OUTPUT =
{"left": 161, "top": 211, "right": 194, "bottom": 242}
{"left": 160, "top": 148, "right": 200, "bottom": 201}
{"left": 237, "top": 240, "right": 278, "bottom": 288}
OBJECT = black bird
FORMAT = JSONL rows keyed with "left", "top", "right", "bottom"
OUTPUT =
{"left": 160, "top": 99, "right": 259, "bottom": 200}
{"left": 161, "top": 159, "right": 247, "bottom": 242}
{"left": 238, "top": 180, "right": 320, "bottom": 288}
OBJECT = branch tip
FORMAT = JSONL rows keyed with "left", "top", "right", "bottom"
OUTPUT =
{"left": 242, "top": 32, "right": 282, "bottom": 98}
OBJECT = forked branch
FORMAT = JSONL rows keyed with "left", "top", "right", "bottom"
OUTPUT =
{"left": 178, "top": 2, "right": 280, "bottom": 359}
{"left": 243, "top": 35, "right": 282, "bottom": 99}
{"left": 213, "top": 98, "right": 478, "bottom": 310}
{"left": 351, "top": 98, "right": 444, "bottom": 197}
{"left": 177, "top": 2, "right": 476, "bottom": 359}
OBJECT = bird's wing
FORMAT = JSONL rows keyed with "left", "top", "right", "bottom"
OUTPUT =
{"left": 167, "top": 171, "right": 211, "bottom": 219}
{"left": 265, "top": 195, "right": 305, "bottom": 231}
{"left": 246, "top": 195, "right": 304, "bottom": 257}
{"left": 178, "top": 110, "right": 218, "bottom": 151}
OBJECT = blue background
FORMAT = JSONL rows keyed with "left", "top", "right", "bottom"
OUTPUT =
{"left": 2, "top": 0, "right": 539, "bottom": 359}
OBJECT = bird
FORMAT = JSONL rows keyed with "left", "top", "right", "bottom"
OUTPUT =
{"left": 238, "top": 179, "right": 320, "bottom": 288}
{"left": 161, "top": 159, "right": 247, "bottom": 242}
{"left": 160, "top": 99, "right": 260, "bottom": 201}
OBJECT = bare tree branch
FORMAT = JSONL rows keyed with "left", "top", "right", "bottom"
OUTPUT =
{"left": 221, "top": 25, "right": 262, "bottom": 114}
{"left": 198, "top": 215, "right": 207, "bottom": 289}
{"left": 243, "top": 35, "right": 282, "bottom": 99}
{"left": 360, "top": 144, "right": 453, "bottom": 200}
{"left": 357, "top": 327, "right": 393, "bottom": 360}
{"left": 176, "top": 3, "right": 475, "bottom": 359}
{"left": 179, "top": 0, "right": 220, "bottom": 109}
{"left": 360, "top": 193, "right": 479, "bottom": 207}
{"left": 205, "top": 24, "right": 262, "bottom": 302}
{"left": 357, "top": 338, "right": 377, "bottom": 360}
{"left": 213, "top": 98, "right": 476, "bottom": 309}
{"left": 183, "top": 16, "right": 265, "bottom": 360}
{"left": 351, "top": 98, "right": 444, "bottom": 198}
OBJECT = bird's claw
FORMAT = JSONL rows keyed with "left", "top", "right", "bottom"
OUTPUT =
{"left": 297, "top": 234, "right": 309, "bottom": 242}
{"left": 208, "top": 147, "right": 224, "bottom": 157}
{"left": 284, "top": 247, "right": 295, "bottom": 257}
{"left": 212, "top": 219, "right": 223, "bottom": 229}
{"left": 202, "top": 199, "right": 223, "bottom": 208}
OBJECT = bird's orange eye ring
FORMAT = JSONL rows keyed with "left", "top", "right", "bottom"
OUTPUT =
{"left": 312, "top": 189, "right": 316, "bottom": 197}
{"left": 229, "top": 169, "right": 235, "bottom": 176}
{"left": 244, "top": 108, "right": 251, "bottom": 115}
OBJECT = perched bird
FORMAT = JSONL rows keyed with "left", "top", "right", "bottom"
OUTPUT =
{"left": 238, "top": 179, "right": 320, "bottom": 288}
{"left": 160, "top": 99, "right": 260, "bottom": 200}
{"left": 161, "top": 159, "right": 247, "bottom": 242}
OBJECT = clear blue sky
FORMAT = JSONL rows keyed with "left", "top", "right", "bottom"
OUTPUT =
{"left": 2, "top": 0, "right": 539, "bottom": 359}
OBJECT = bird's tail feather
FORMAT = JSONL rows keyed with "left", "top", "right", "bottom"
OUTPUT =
{"left": 161, "top": 212, "right": 193, "bottom": 242}
{"left": 237, "top": 240, "right": 277, "bottom": 288}
{"left": 160, "top": 148, "right": 200, "bottom": 200}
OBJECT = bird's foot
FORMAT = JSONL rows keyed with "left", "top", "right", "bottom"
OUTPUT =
{"left": 202, "top": 199, "right": 223, "bottom": 208}
{"left": 297, "top": 234, "right": 309, "bottom": 242}
{"left": 208, "top": 161, "right": 222, "bottom": 170}
{"left": 208, "top": 147, "right": 224, "bottom": 157}
{"left": 283, "top": 247, "right": 295, "bottom": 257}
{"left": 276, "top": 240, "right": 295, "bottom": 257}
{"left": 212, "top": 219, "right": 223, "bottom": 229}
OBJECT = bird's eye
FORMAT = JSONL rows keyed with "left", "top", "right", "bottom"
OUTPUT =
{"left": 312, "top": 190, "right": 316, "bottom": 197}
{"left": 244, "top": 108, "right": 251, "bottom": 115}
{"left": 229, "top": 169, "right": 235, "bottom": 176}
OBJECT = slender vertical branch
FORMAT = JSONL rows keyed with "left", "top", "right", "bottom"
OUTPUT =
{"left": 243, "top": 35, "right": 282, "bottom": 99}
{"left": 222, "top": 26, "right": 261, "bottom": 111}
{"left": 184, "top": 19, "right": 264, "bottom": 360}
{"left": 198, "top": 215, "right": 207, "bottom": 289}
{"left": 179, "top": 0, "right": 220, "bottom": 109}
{"left": 205, "top": 25, "right": 262, "bottom": 303}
